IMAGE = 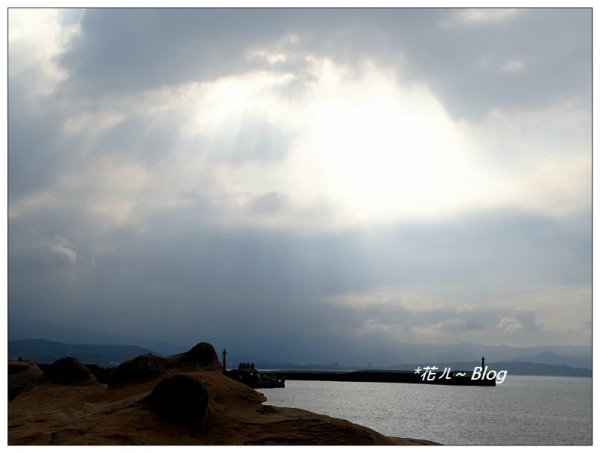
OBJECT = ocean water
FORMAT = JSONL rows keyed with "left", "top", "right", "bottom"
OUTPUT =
{"left": 260, "top": 375, "right": 592, "bottom": 445}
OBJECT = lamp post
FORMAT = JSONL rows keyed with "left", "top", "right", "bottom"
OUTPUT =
{"left": 222, "top": 349, "right": 227, "bottom": 374}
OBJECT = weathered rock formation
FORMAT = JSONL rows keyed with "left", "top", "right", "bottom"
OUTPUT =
{"left": 169, "top": 341, "right": 221, "bottom": 371}
{"left": 8, "top": 360, "right": 43, "bottom": 400}
{"left": 108, "top": 354, "right": 171, "bottom": 387}
{"left": 108, "top": 342, "right": 221, "bottom": 386}
{"left": 8, "top": 341, "right": 439, "bottom": 445}
{"left": 144, "top": 374, "right": 209, "bottom": 429}
{"left": 39, "top": 357, "right": 98, "bottom": 386}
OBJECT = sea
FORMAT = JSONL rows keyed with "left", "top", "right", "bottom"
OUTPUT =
{"left": 260, "top": 375, "right": 592, "bottom": 446}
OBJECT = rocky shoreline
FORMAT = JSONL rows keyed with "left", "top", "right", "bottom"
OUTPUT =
{"left": 8, "top": 342, "right": 438, "bottom": 445}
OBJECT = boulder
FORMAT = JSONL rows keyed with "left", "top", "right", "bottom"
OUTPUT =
{"left": 144, "top": 374, "right": 209, "bottom": 429}
{"left": 108, "top": 354, "right": 170, "bottom": 387}
{"left": 84, "top": 363, "right": 115, "bottom": 384}
{"left": 108, "top": 342, "right": 221, "bottom": 386}
{"left": 40, "top": 357, "right": 98, "bottom": 386}
{"left": 173, "top": 342, "right": 220, "bottom": 370}
{"left": 8, "top": 359, "right": 43, "bottom": 400}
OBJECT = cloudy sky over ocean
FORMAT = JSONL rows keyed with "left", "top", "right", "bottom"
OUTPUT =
{"left": 7, "top": 7, "right": 591, "bottom": 363}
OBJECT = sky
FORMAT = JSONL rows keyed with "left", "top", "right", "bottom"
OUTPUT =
{"left": 6, "top": 6, "right": 592, "bottom": 365}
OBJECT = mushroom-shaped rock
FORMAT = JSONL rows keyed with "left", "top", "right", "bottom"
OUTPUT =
{"left": 145, "top": 374, "right": 209, "bottom": 428}
{"left": 8, "top": 359, "right": 43, "bottom": 400}
{"left": 108, "top": 353, "right": 170, "bottom": 387}
{"left": 40, "top": 357, "right": 98, "bottom": 386}
{"left": 172, "top": 342, "right": 221, "bottom": 370}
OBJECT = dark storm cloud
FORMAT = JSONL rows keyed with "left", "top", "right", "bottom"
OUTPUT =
{"left": 9, "top": 223, "right": 77, "bottom": 274}
{"left": 249, "top": 192, "right": 288, "bottom": 215}
{"left": 388, "top": 8, "right": 591, "bottom": 119}
{"left": 58, "top": 8, "right": 292, "bottom": 95}
{"left": 8, "top": 201, "right": 590, "bottom": 360}
{"left": 8, "top": 93, "right": 69, "bottom": 198}
{"left": 58, "top": 8, "right": 590, "bottom": 120}
{"left": 352, "top": 208, "right": 591, "bottom": 288}
{"left": 95, "top": 114, "right": 181, "bottom": 162}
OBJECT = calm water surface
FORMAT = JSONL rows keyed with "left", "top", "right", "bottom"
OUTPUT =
{"left": 261, "top": 375, "right": 592, "bottom": 445}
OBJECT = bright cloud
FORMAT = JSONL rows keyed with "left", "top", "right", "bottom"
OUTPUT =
{"left": 8, "top": 9, "right": 80, "bottom": 98}
{"left": 458, "top": 9, "right": 519, "bottom": 24}
{"left": 41, "top": 52, "right": 585, "bottom": 231}
{"left": 501, "top": 58, "right": 526, "bottom": 73}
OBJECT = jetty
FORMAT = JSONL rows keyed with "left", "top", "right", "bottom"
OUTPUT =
{"left": 222, "top": 352, "right": 497, "bottom": 387}
{"left": 269, "top": 369, "right": 496, "bottom": 386}
{"left": 226, "top": 362, "right": 286, "bottom": 388}
{"left": 221, "top": 350, "right": 285, "bottom": 388}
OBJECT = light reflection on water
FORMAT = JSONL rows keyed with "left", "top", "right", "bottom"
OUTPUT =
{"left": 260, "top": 375, "right": 592, "bottom": 445}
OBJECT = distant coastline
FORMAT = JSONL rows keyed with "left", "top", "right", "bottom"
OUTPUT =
{"left": 9, "top": 338, "right": 592, "bottom": 378}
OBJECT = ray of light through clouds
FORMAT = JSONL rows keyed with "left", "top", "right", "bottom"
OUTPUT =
{"left": 7, "top": 6, "right": 591, "bottom": 364}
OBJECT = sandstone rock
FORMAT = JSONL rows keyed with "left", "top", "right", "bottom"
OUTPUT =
{"left": 8, "top": 365, "right": 438, "bottom": 445}
{"left": 108, "top": 354, "right": 170, "bottom": 387}
{"left": 8, "top": 360, "right": 43, "bottom": 400}
{"left": 40, "top": 357, "right": 97, "bottom": 386}
{"left": 171, "top": 342, "right": 221, "bottom": 370}
{"left": 144, "top": 374, "right": 209, "bottom": 428}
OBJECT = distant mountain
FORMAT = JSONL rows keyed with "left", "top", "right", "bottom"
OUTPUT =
{"left": 8, "top": 338, "right": 592, "bottom": 377}
{"left": 8, "top": 317, "right": 184, "bottom": 355}
{"left": 490, "top": 361, "right": 591, "bottom": 377}
{"left": 227, "top": 353, "right": 591, "bottom": 378}
{"left": 423, "top": 342, "right": 591, "bottom": 366}
{"left": 500, "top": 351, "right": 591, "bottom": 369}
{"left": 388, "top": 360, "right": 591, "bottom": 378}
{"left": 8, "top": 315, "right": 591, "bottom": 370}
{"left": 313, "top": 340, "right": 592, "bottom": 368}
{"left": 224, "top": 342, "right": 592, "bottom": 371}
{"left": 8, "top": 339, "right": 155, "bottom": 367}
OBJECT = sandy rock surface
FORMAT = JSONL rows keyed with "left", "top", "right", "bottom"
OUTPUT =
{"left": 8, "top": 343, "right": 438, "bottom": 445}
{"left": 8, "top": 368, "right": 437, "bottom": 445}
{"left": 8, "top": 360, "right": 43, "bottom": 401}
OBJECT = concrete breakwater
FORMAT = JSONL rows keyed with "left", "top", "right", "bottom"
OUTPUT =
{"left": 271, "top": 370, "right": 497, "bottom": 386}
